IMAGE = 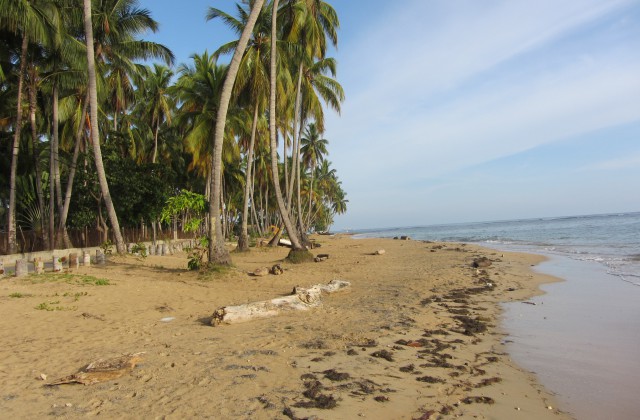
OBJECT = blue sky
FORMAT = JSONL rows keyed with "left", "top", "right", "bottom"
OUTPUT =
{"left": 139, "top": 0, "right": 640, "bottom": 230}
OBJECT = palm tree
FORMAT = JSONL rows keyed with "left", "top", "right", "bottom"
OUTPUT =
{"left": 0, "top": 0, "right": 57, "bottom": 254}
{"left": 140, "top": 63, "right": 173, "bottom": 164}
{"left": 280, "top": 0, "right": 341, "bottom": 241}
{"left": 83, "top": 0, "right": 125, "bottom": 253}
{"left": 206, "top": 0, "right": 266, "bottom": 265}
{"left": 300, "top": 122, "right": 327, "bottom": 229}
{"left": 267, "top": 0, "right": 306, "bottom": 252}
{"left": 91, "top": 0, "right": 174, "bottom": 131}
{"left": 174, "top": 52, "right": 228, "bottom": 184}
{"left": 208, "top": 0, "right": 272, "bottom": 251}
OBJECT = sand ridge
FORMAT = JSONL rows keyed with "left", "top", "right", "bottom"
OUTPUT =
{"left": 0, "top": 235, "right": 571, "bottom": 419}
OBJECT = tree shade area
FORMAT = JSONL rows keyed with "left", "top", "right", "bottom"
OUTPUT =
{"left": 0, "top": 0, "right": 347, "bottom": 258}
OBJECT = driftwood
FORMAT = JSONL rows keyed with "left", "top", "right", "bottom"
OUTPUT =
{"left": 47, "top": 352, "right": 145, "bottom": 386}
{"left": 211, "top": 279, "right": 350, "bottom": 326}
{"left": 278, "top": 238, "right": 293, "bottom": 248}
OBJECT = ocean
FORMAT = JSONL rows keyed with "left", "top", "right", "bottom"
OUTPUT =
{"left": 352, "top": 212, "right": 640, "bottom": 419}
{"left": 352, "top": 212, "right": 640, "bottom": 285}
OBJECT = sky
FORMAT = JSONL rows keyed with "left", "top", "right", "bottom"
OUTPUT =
{"left": 138, "top": 0, "right": 640, "bottom": 230}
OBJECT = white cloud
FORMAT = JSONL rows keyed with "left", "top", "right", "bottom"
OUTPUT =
{"left": 585, "top": 154, "right": 640, "bottom": 170}
{"left": 329, "top": 0, "right": 639, "bottom": 177}
{"left": 327, "top": 0, "right": 640, "bottom": 228}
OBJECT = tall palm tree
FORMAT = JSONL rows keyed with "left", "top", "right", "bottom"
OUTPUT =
{"left": 83, "top": 0, "right": 125, "bottom": 253}
{"left": 91, "top": 0, "right": 173, "bottom": 131}
{"left": 208, "top": 0, "right": 272, "bottom": 251}
{"left": 0, "top": 0, "right": 57, "bottom": 254}
{"left": 280, "top": 0, "right": 341, "bottom": 241}
{"left": 300, "top": 122, "right": 327, "bottom": 229}
{"left": 268, "top": 0, "right": 305, "bottom": 251}
{"left": 141, "top": 63, "right": 173, "bottom": 164}
{"left": 174, "top": 52, "right": 228, "bottom": 183}
{"left": 206, "top": 0, "right": 265, "bottom": 265}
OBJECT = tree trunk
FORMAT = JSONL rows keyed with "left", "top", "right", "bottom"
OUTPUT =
{"left": 208, "top": 0, "right": 265, "bottom": 265}
{"left": 287, "top": 63, "right": 304, "bottom": 210}
{"left": 52, "top": 83, "right": 64, "bottom": 248}
{"left": 49, "top": 122, "right": 56, "bottom": 249}
{"left": 268, "top": 0, "right": 303, "bottom": 250}
{"left": 307, "top": 161, "right": 316, "bottom": 231}
{"left": 59, "top": 92, "right": 90, "bottom": 249}
{"left": 27, "top": 73, "right": 48, "bottom": 248}
{"left": 238, "top": 103, "right": 260, "bottom": 251}
{"left": 152, "top": 124, "right": 159, "bottom": 163}
{"left": 7, "top": 34, "right": 29, "bottom": 255}
{"left": 83, "top": 0, "right": 126, "bottom": 254}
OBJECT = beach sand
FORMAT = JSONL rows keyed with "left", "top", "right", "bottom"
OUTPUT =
{"left": 0, "top": 236, "right": 571, "bottom": 419}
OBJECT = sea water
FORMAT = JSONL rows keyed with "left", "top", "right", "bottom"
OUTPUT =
{"left": 352, "top": 212, "right": 640, "bottom": 419}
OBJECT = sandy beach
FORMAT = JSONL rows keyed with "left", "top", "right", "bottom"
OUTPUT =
{"left": 0, "top": 236, "right": 571, "bottom": 419}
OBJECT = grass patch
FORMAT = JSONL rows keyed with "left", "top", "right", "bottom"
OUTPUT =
{"left": 286, "top": 249, "right": 314, "bottom": 264}
{"left": 197, "top": 263, "right": 233, "bottom": 280}
{"left": 27, "top": 273, "right": 110, "bottom": 286}
{"left": 63, "top": 291, "right": 89, "bottom": 301}
{"left": 9, "top": 292, "right": 31, "bottom": 298}
{"left": 35, "top": 300, "right": 77, "bottom": 311}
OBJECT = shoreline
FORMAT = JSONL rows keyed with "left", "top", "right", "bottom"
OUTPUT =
{"left": 0, "top": 236, "right": 570, "bottom": 418}
{"left": 502, "top": 253, "right": 640, "bottom": 420}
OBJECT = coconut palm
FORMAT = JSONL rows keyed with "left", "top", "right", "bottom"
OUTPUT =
{"left": 0, "top": 0, "right": 58, "bottom": 253}
{"left": 279, "top": 0, "right": 341, "bottom": 241}
{"left": 205, "top": 0, "right": 266, "bottom": 265}
{"left": 174, "top": 52, "right": 228, "bottom": 184}
{"left": 90, "top": 0, "right": 174, "bottom": 131}
{"left": 300, "top": 122, "right": 327, "bottom": 229}
{"left": 266, "top": 0, "right": 307, "bottom": 252}
{"left": 139, "top": 63, "right": 174, "bottom": 164}
{"left": 82, "top": 0, "right": 125, "bottom": 253}
{"left": 208, "top": 1, "right": 271, "bottom": 251}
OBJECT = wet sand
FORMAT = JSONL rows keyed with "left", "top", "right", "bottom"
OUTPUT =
{"left": 0, "top": 236, "right": 571, "bottom": 419}
{"left": 503, "top": 255, "right": 640, "bottom": 420}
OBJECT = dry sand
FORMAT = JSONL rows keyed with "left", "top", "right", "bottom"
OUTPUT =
{"left": 0, "top": 236, "right": 572, "bottom": 419}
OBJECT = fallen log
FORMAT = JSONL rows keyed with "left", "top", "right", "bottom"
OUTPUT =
{"left": 211, "top": 279, "right": 350, "bottom": 326}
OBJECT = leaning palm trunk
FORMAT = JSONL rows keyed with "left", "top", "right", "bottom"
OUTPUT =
{"left": 287, "top": 63, "right": 303, "bottom": 210}
{"left": 306, "top": 161, "right": 316, "bottom": 232}
{"left": 59, "top": 92, "right": 90, "bottom": 249}
{"left": 83, "top": 0, "right": 126, "bottom": 254}
{"left": 7, "top": 34, "right": 29, "bottom": 255}
{"left": 269, "top": 0, "right": 303, "bottom": 251}
{"left": 208, "top": 0, "right": 265, "bottom": 264}
{"left": 238, "top": 103, "right": 260, "bottom": 251}
{"left": 296, "top": 122, "right": 307, "bottom": 238}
